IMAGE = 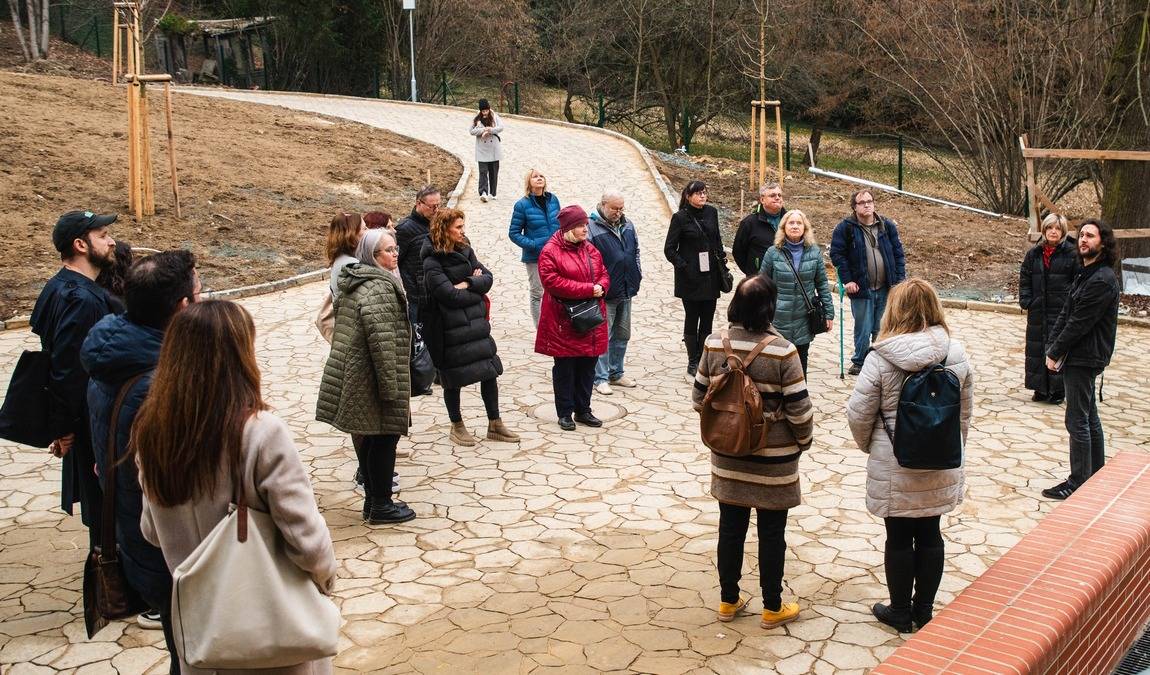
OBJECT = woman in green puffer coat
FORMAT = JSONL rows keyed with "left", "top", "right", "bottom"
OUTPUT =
{"left": 759, "top": 210, "right": 835, "bottom": 376}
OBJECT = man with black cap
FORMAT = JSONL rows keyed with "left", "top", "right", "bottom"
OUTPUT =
{"left": 30, "top": 209, "right": 117, "bottom": 546}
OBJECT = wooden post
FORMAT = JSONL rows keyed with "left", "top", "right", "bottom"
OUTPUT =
{"left": 758, "top": 104, "right": 768, "bottom": 186}
{"left": 163, "top": 82, "right": 181, "bottom": 218}
{"left": 1020, "top": 134, "right": 1039, "bottom": 241}
{"left": 111, "top": 10, "right": 120, "bottom": 83}
{"left": 140, "top": 84, "right": 154, "bottom": 216}
{"left": 774, "top": 104, "right": 784, "bottom": 181}
{"left": 127, "top": 79, "right": 142, "bottom": 219}
{"left": 749, "top": 102, "right": 758, "bottom": 190}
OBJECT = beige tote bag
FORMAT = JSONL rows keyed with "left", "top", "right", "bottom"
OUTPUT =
{"left": 171, "top": 481, "right": 340, "bottom": 668}
{"left": 315, "top": 292, "right": 335, "bottom": 344}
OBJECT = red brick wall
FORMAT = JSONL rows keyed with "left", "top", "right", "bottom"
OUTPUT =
{"left": 874, "top": 451, "right": 1150, "bottom": 675}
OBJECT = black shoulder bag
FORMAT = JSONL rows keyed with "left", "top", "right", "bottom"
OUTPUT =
{"left": 691, "top": 214, "right": 733, "bottom": 293}
{"left": 782, "top": 249, "right": 829, "bottom": 336}
{"left": 562, "top": 248, "right": 605, "bottom": 333}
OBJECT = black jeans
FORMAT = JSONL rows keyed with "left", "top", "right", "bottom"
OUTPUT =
{"left": 478, "top": 161, "right": 500, "bottom": 196}
{"left": 1064, "top": 365, "right": 1105, "bottom": 488}
{"left": 552, "top": 356, "right": 597, "bottom": 418}
{"left": 883, "top": 516, "right": 944, "bottom": 612}
{"left": 717, "top": 503, "right": 789, "bottom": 611}
{"left": 444, "top": 378, "right": 501, "bottom": 423}
{"left": 682, "top": 298, "right": 717, "bottom": 341}
{"left": 354, "top": 434, "right": 398, "bottom": 504}
{"left": 795, "top": 343, "right": 810, "bottom": 378}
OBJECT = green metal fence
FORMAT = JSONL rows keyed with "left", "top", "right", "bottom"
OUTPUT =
{"left": 49, "top": 2, "right": 114, "bottom": 58}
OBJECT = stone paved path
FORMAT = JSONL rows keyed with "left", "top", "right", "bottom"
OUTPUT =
{"left": 2, "top": 93, "right": 1150, "bottom": 674}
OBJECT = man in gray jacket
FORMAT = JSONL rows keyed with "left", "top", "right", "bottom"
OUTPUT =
{"left": 587, "top": 192, "right": 642, "bottom": 395}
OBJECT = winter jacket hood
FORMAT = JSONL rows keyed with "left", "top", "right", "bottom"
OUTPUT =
{"left": 870, "top": 325, "right": 959, "bottom": 372}
{"left": 81, "top": 314, "right": 163, "bottom": 386}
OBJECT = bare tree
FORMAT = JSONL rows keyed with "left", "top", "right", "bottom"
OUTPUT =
{"left": 8, "top": 0, "right": 49, "bottom": 61}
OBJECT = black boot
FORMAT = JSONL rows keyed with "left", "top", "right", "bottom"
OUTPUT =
{"left": 912, "top": 543, "right": 945, "bottom": 629}
{"left": 684, "top": 332, "right": 700, "bottom": 379}
{"left": 876, "top": 545, "right": 915, "bottom": 632}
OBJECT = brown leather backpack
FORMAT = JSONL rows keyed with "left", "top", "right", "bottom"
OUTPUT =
{"left": 699, "top": 331, "right": 779, "bottom": 456}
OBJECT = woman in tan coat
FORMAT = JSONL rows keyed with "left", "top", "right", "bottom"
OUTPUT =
{"left": 135, "top": 301, "right": 337, "bottom": 674}
{"left": 847, "top": 278, "right": 973, "bottom": 634}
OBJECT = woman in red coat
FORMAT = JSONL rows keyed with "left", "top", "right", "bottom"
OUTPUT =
{"left": 535, "top": 205, "right": 611, "bottom": 431}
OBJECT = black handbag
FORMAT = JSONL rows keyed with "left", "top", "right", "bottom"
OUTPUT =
{"left": 0, "top": 350, "right": 53, "bottom": 447}
{"left": 562, "top": 248, "right": 605, "bottom": 334}
{"left": 84, "top": 374, "right": 149, "bottom": 638}
{"left": 783, "top": 250, "right": 829, "bottom": 336}
{"left": 409, "top": 322, "right": 434, "bottom": 395}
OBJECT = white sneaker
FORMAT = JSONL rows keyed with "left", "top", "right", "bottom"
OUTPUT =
{"left": 137, "top": 609, "right": 162, "bottom": 630}
{"left": 610, "top": 376, "right": 636, "bottom": 388}
{"left": 595, "top": 381, "right": 613, "bottom": 396}
{"left": 480, "top": 193, "right": 489, "bottom": 202}
{"left": 489, "top": 194, "right": 497, "bottom": 200}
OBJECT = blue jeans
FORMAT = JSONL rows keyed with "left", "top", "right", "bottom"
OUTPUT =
{"left": 849, "top": 286, "right": 890, "bottom": 366}
{"left": 595, "top": 298, "right": 632, "bottom": 384}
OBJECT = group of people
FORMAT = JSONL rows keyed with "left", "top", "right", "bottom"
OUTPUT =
{"left": 6, "top": 150, "right": 1124, "bottom": 670}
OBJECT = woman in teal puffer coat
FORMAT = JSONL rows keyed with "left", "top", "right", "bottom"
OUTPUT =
{"left": 759, "top": 210, "right": 834, "bottom": 376}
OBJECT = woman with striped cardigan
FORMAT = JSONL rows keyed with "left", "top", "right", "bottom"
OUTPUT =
{"left": 692, "top": 274, "right": 814, "bottom": 629}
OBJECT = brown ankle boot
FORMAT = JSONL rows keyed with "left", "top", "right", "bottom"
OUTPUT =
{"left": 486, "top": 418, "right": 520, "bottom": 443}
{"left": 449, "top": 421, "right": 476, "bottom": 446}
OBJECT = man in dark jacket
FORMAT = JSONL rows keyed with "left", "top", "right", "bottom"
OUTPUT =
{"left": 81, "top": 250, "right": 199, "bottom": 661}
{"left": 587, "top": 191, "right": 642, "bottom": 395}
{"left": 1041, "top": 219, "right": 1120, "bottom": 500}
{"left": 29, "top": 210, "right": 117, "bottom": 546}
{"left": 395, "top": 185, "right": 441, "bottom": 323}
{"left": 829, "top": 190, "right": 906, "bottom": 375}
{"left": 732, "top": 183, "right": 786, "bottom": 276}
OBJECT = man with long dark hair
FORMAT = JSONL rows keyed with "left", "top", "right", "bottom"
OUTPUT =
{"left": 1041, "top": 219, "right": 1120, "bottom": 500}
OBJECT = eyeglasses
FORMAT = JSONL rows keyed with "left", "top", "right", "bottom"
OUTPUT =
{"left": 378, "top": 246, "right": 398, "bottom": 254}
{"left": 855, "top": 199, "right": 875, "bottom": 206}
{"left": 420, "top": 201, "right": 441, "bottom": 211}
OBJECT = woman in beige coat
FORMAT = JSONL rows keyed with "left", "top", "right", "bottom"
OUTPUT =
{"left": 846, "top": 278, "right": 973, "bottom": 634}
{"left": 135, "top": 301, "right": 337, "bottom": 675}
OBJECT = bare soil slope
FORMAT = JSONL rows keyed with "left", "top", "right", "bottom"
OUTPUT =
{"left": 0, "top": 72, "right": 461, "bottom": 320}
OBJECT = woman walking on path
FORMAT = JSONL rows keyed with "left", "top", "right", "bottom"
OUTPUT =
{"left": 758, "top": 210, "right": 834, "bottom": 377}
{"left": 536, "top": 205, "right": 610, "bottom": 431}
{"left": 509, "top": 168, "right": 561, "bottom": 326}
{"left": 317, "top": 228, "right": 416, "bottom": 525}
{"left": 136, "top": 300, "right": 337, "bottom": 674}
{"left": 423, "top": 208, "right": 520, "bottom": 446}
{"left": 664, "top": 180, "right": 732, "bottom": 381}
{"left": 846, "top": 278, "right": 973, "bottom": 633}
{"left": 692, "top": 275, "right": 812, "bottom": 629}
{"left": 470, "top": 99, "right": 503, "bottom": 202}
{"left": 1019, "top": 213, "right": 1078, "bottom": 404}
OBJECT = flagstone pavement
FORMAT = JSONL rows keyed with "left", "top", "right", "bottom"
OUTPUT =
{"left": 2, "top": 92, "right": 1149, "bottom": 674}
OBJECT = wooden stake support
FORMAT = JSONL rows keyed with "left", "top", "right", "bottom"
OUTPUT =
{"left": 112, "top": 2, "right": 142, "bottom": 85}
{"left": 125, "top": 74, "right": 182, "bottom": 220}
{"left": 749, "top": 100, "right": 784, "bottom": 189}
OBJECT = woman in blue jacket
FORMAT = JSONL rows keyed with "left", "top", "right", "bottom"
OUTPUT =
{"left": 759, "top": 210, "right": 835, "bottom": 377}
{"left": 508, "top": 168, "right": 561, "bottom": 326}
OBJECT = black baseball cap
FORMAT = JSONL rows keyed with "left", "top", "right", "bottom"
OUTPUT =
{"left": 52, "top": 210, "right": 117, "bottom": 254}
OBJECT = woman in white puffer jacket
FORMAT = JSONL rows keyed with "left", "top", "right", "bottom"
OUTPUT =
{"left": 847, "top": 278, "right": 974, "bottom": 635}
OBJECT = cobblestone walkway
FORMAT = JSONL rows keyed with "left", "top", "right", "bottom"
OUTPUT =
{"left": 2, "top": 93, "right": 1149, "bottom": 674}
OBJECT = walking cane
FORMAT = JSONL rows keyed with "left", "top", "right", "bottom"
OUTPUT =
{"left": 838, "top": 281, "right": 845, "bottom": 379}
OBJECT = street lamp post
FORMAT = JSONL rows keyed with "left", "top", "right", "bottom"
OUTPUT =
{"left": 404, "top": 0, "right": 416, "bottom": 102}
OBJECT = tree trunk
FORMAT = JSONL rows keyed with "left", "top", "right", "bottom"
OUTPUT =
{"left": 7, "top": 0, "right": 31, "bottom": 62}
{"left": 806, "top": 126, "right": 823, "bottom": 166}
{"left": 38, "top": 0, "right": 48, "bottom": 60}
{"left": 1100, "top": 0, "right": 1150, "bottom": 260}
{"left": 24, "top": 0, "right": 39, "bottom": 59}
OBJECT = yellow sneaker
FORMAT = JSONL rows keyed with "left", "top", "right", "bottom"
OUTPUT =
{"left": 716, "top": 596, "right": 749, "bottom": 622}
{"left": 761, "top": 602, "right": 800, "bottom": 628}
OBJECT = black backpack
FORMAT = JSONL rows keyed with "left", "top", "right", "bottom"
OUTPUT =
{"left": 880, "top": 351, "right": 963, "bottom": 470}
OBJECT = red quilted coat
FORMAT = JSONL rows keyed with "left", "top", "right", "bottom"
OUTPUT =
{"left": 534, "top": 231, "right": 611, "bottom": 357}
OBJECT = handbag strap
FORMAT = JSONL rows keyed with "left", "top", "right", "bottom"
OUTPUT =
{"left": 100, "top": 373, "right": 145, "bottom": 555}
{"left": 782, "top": 247, "right": 816, "bottom": 313}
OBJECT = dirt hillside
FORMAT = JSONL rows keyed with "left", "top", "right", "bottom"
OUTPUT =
{"left": 0, "top": 71, "right": 461, "bottom": 320}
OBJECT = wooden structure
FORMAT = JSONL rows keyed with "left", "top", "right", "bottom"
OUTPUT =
{"left": 125, "top": 74, "right": 182, "bottom": 220}
{"left": 111, "top": 2, "right": 142, "bottom": 85}
{"left": 749, "top": 100, "right": 784, "bottom": 188}
{"left": 1019, "top": 134, "right": 1150, "bottom": 243}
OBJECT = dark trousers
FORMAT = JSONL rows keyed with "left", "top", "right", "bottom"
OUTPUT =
{"left": 135, "top": 580, "right": 178, "bottom": 674}
{"left": 478, "top": 161, "right": 500, "bottom": 196}
{"left": 717, "top": 503, "right": 789, "bottom": 611}
{"left": 682, "top": 298, "right": 717, "bottom": 340}
{"left": 353, "top": 434, "right": 398, "bottom": 505}
{"left": 552, "top": 356, "right": 597, "bottom": 418}
{"left": 795, "top": 343, "right": 810, "bottom": 378}
{"left": 883, "top": 516, "right": 944, "bottom": 612}
{"left": 444, "top": 378, "right": 500, "bottom": 423}
{"left": 1064, "top": 365, "right": 1105, "bottom": 488}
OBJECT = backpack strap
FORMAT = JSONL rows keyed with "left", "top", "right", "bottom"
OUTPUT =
{"left": 719, "top": 330, "right": 778, "bottom": 371}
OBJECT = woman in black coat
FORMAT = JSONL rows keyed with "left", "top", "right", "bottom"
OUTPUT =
{"left": 423, "top": 208, "right": 520, "bottom": 446}
{"left": 1019, "top": 214, "right": 1079, "bottom": 404}
{"left": 664, "top": 180, "right": 732, "bottom": 381}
